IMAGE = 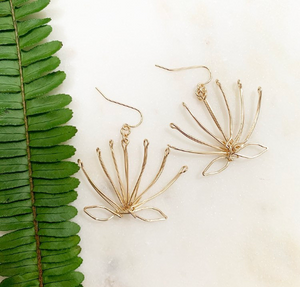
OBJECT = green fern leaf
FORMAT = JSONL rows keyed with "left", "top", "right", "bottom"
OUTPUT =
{"left": 0, "top": 0, "right": 84, "bottom": 286}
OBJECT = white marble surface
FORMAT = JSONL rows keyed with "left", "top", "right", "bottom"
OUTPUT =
{"left": 47, "top": 1, "right": 300, "bottom": 286}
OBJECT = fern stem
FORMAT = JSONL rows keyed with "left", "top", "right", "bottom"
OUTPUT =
{"left": 8, "top": 1, "right": 44, "bottom": 286}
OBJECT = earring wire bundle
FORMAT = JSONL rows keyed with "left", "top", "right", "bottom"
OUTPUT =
{"left": 78, "top": 88, "right": 187, "bottom": 222}
{"left": 156, "top": 64, "right": 268, "bottom": 176}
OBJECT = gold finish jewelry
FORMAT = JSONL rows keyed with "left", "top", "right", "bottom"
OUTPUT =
{"left": 156, "top": 64, "right": 268, "bottom": 176}
{"left": 78, "top": 88, "right": 188, "bottom": 222}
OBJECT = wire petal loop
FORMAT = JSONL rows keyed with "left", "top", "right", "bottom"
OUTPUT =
{"left": 202, "top": 156, "right": 230, "bottom": 176}
{"left": 235, "top": 143, "right": 268, "bottom": 159}
{"left": 134, "top": 207, "right": 168, "bottom": 222}
{"left": 83, "top": 206, "right": 120, "bottom": 221}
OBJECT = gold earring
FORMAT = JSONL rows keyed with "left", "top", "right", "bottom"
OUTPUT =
{"left": 156, "top": 64, "right": 268, "bottom": 176}
{"left": 78, "top": 88, "right": 188, "bottom": 222}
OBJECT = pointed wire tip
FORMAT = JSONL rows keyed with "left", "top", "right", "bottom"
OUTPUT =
{"left": 237, "top": 79, "right": 242, "bottom": 88}
{"left": 167, "top": 144, "right": 176, "bottom": 150}
{"left": 95, "top": 87, "right": 105, "bottom": 98}
{"left": 182, "top": 102, "right": 187, "bottom": 108}
{"left": 202, "top": 168, "right": 214, "bottom": 176}
{"left": 180, "top": 166, "right": 188, "bottom": 173}
{"left": 95, "top": 87, "right": 117, "bottom": 107}
{"left": 155, "top": 64, "right": 169, "bottom": 71}
{"left": 170, "top": 123, "right": 176, "bottom": 129}
{"left": 165, "top": 147, "right": 171, "bottom": 155}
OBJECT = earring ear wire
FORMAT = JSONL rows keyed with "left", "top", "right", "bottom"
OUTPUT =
{"left": 95, "top": 87, "right": 143, "bottom": 129}
{"left": 155, "top": 64, "right": 212, "bottom": 85}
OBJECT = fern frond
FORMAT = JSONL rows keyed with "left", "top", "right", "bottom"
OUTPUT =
{"left": 0, "top": 0, "right": 83, "bottom": 286}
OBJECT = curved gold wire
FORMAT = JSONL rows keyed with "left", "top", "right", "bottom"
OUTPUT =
{"left": 202, "top": 156, "right": 230, "bottom": 176}
{"left": 235, "top": 143, "right": 268, "bottom": 159}
{"left": 95, "top": 87, "right": 143, "bottom": 128}
{"left": 134, "top": 207, "right": 168, "bottom": 222}
{"left": 155, "top": 64, "right": 212, "bottom": 85}
{"left": 84, "top": 205, "right": 121, "bottom": 221}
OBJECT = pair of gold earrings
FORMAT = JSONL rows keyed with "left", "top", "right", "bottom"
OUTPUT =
{"left": 78, "top": 65, "right": 268, "bottom": 222}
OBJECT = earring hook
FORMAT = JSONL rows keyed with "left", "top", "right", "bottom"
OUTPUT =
{"left": 155, "top": 64, "right": 212, "bottom": 85}
{"left": 95, "top": 87, "right": 143, "bottom": 129}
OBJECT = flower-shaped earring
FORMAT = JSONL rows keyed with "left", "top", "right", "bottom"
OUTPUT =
{"left": 156, "top": 64, "right": 268, "bottom": 176}
{"left": 78, "top": 88, "right": 187, "bottom": 222}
